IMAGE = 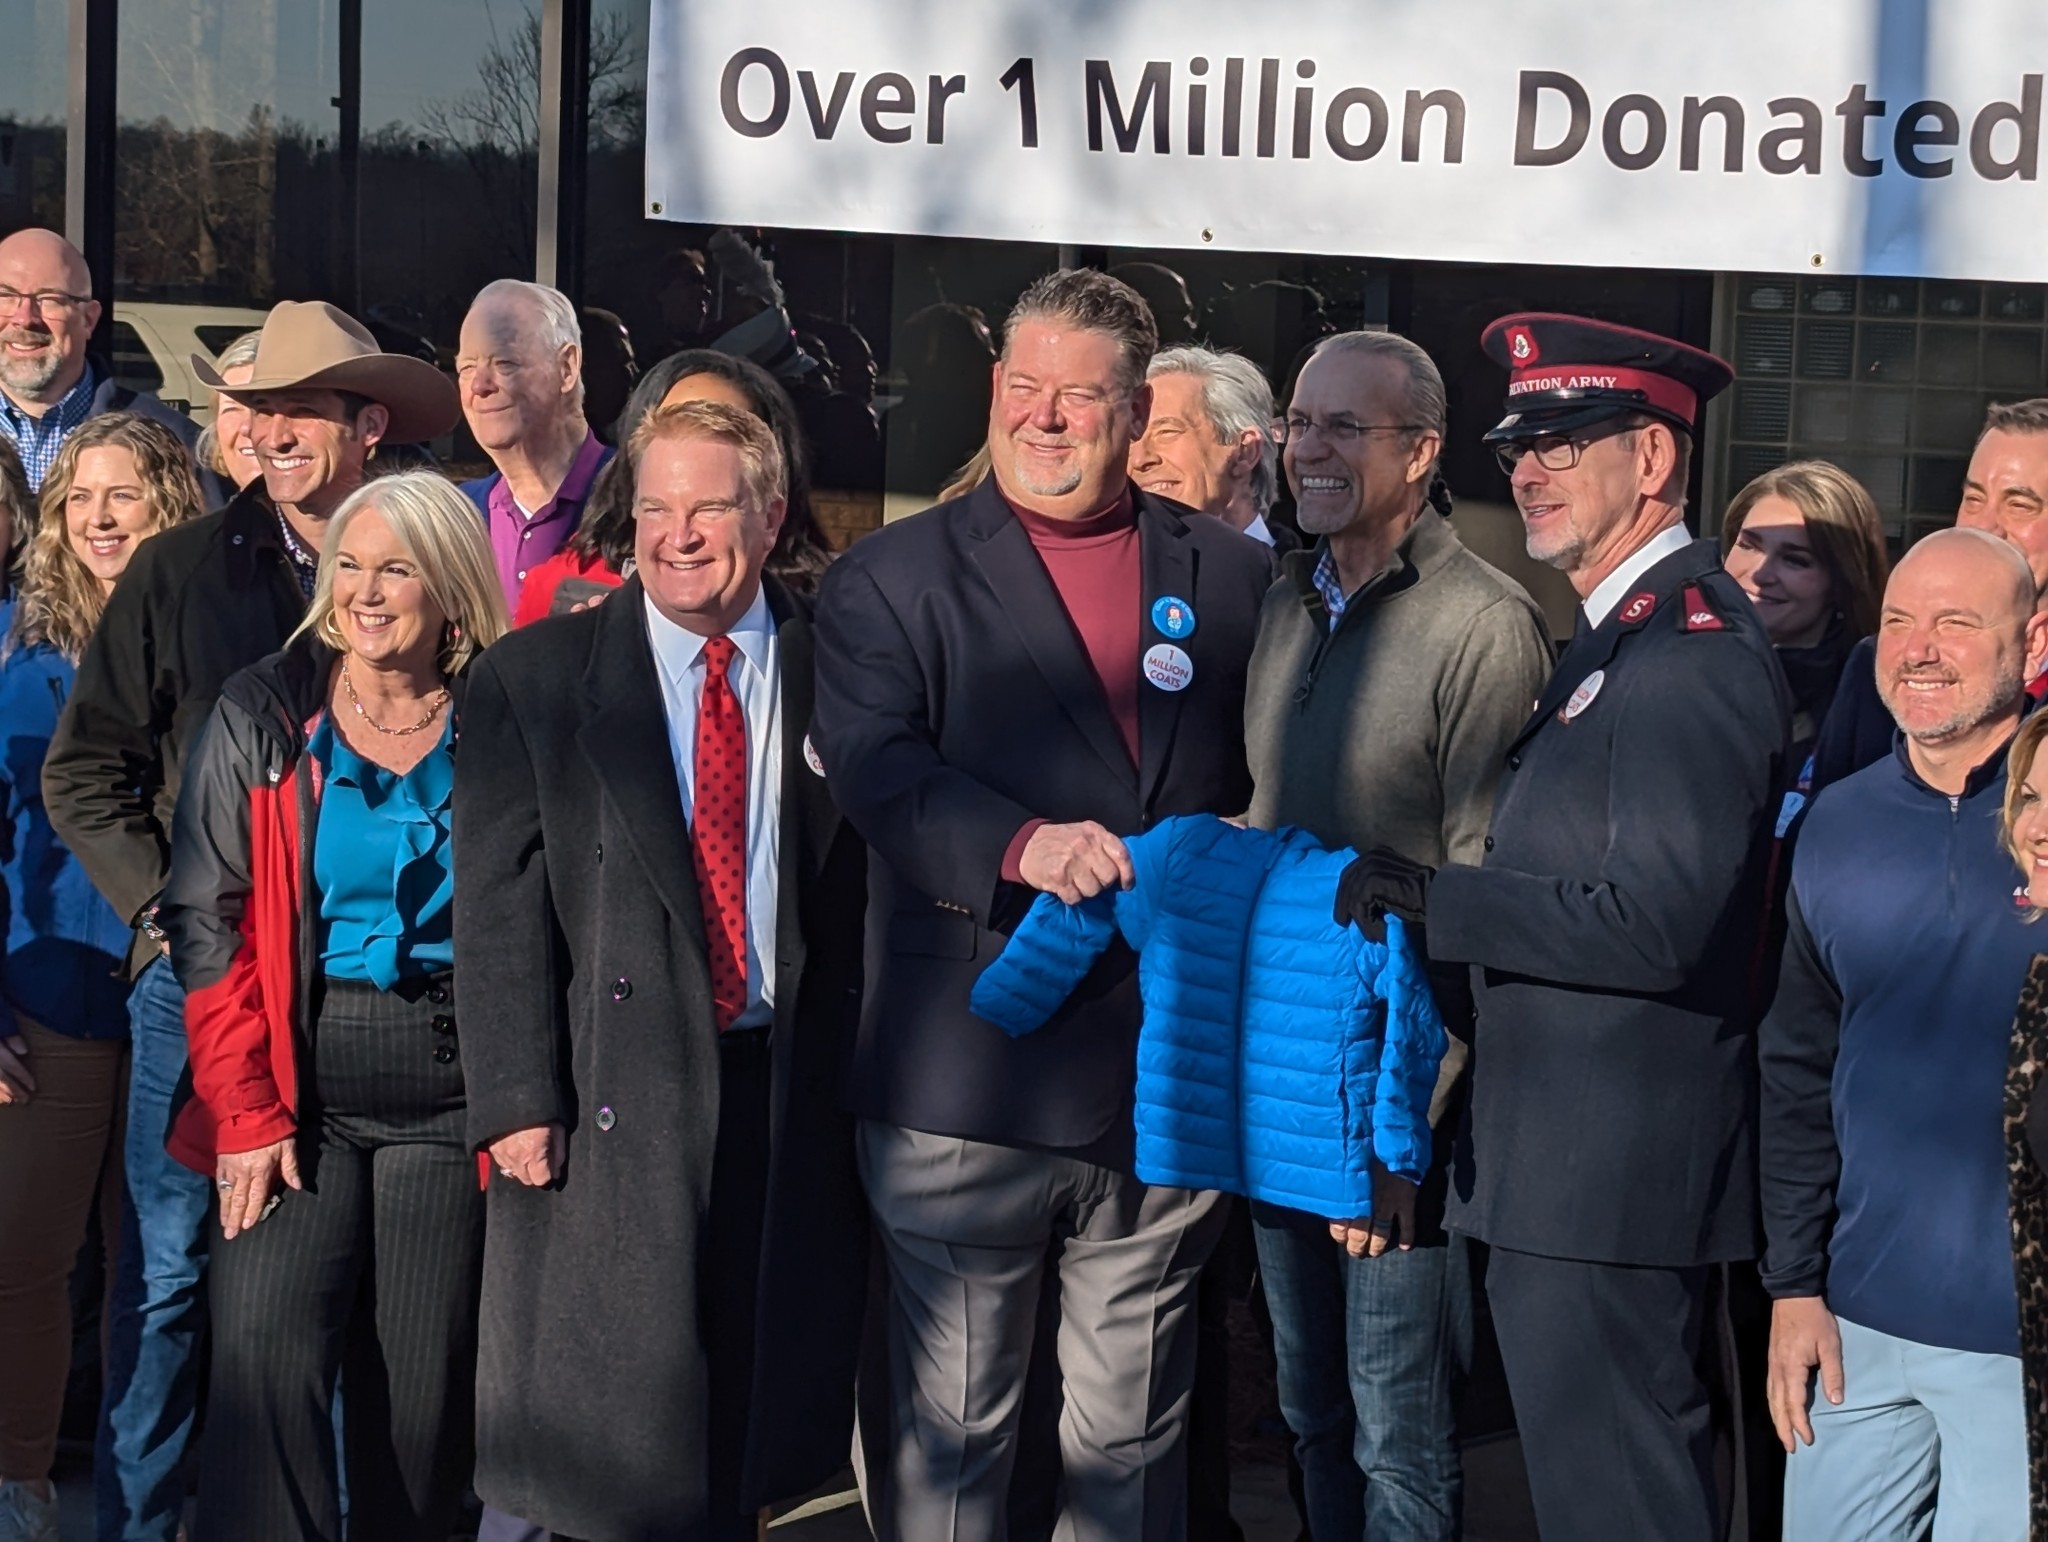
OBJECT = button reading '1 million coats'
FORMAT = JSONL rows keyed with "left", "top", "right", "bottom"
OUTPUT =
{"left": 1143, "top": 643, "right": 1194, "bottom": 693}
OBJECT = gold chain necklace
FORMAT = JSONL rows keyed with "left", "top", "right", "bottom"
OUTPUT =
{"left": 341, "top": 659, "right": 448, "bottom": 737}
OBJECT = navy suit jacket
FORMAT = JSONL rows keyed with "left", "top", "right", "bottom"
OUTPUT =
{"left": 811, "top": 478, "right": 1272, "bottom": 1160}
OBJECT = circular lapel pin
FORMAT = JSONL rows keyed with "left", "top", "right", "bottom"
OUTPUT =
{"left": 1560, "top": 669, "right": 1605, "bottom": 722}
{"left": 1143, "top": 643, "right": 1194, "bottom": 693}
{"left": 803, "top": 734, "right": 827, "bottom": 777}
{"left": 1151, "top": 595, "right": 1196, "bottom": 639}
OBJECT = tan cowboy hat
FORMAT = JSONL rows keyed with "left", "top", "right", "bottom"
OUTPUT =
{"left": 190, "top": 300, "right": 459, "bottom": 443}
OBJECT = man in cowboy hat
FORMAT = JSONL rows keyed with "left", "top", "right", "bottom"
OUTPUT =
{"left": 42, "top": 299, "right": 456, "bottom": 1542}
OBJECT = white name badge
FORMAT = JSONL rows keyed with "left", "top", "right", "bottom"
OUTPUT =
{"left": 1561, "top": 669, "right": 1605, "bottom": 722}
{"left": 1143, "top": 643, "right": 1194, "bottom": 693}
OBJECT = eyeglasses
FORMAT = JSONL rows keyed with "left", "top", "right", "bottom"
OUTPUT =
{"left": 1492, "top": 423, "right": 1632, "bottom": 477}
{"left": 1282, "top": 414, "right": 1425, "bottom": 444}
{"left": 0, "top": 287, "right": 91, "bottom": 319}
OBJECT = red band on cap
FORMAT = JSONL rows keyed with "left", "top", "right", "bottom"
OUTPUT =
{"left": 1506, "top": 365, "right": 1697, "bottom": 425}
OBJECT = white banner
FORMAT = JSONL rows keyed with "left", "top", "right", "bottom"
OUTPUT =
{"left": 645, "top": 0, "right": 2048, "bottom": 282}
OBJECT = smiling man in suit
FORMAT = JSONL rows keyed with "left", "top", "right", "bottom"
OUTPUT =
{"left": 813, "top": 268, "right": 1273, "bottom": 1542}
{"left": 454, "top": 400, "right": 867, "bottom": 1541}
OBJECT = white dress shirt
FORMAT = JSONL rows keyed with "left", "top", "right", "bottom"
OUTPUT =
{"left": 1242, "top": 513, "right": 1277, "bottom": 548}
{"left": 1580, "top": 522, "right": 1693, "bottom": 628}
{"left": 643, "top": 584, "right": 783, "bottom": 1030}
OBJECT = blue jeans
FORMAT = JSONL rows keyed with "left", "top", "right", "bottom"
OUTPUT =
{"left": 1252, "top": 1208, "right": 1471, "bottom": 1542}
{"left": 96, "top": 958, "right": 211, "bottom": 1542}
{"left": 1784, "top": 1313, "right": 2027, "bottom": 1540}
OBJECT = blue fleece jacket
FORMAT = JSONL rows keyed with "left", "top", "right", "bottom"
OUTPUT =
{"left": 970, "top": 815, "right": 1446, "bottom": 1218}
{"left": 0, "top": 616, "right": 133, "bottom": 1038}
{"left": 1761, "top": 735, "right": 2037, "bottom": 1356}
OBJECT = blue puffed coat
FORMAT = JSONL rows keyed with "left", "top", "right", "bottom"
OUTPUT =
{"left": 970, "top": 815, "right": 1446, "bottom": 1219}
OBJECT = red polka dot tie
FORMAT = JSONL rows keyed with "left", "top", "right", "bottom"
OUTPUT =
{"left": 692, "top": 636, "right": 748, "bottom": 1032}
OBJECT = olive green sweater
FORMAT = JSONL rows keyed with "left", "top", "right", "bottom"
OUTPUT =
{"left": 1245, "top": 510, "right": 1553, "bottom": 1123}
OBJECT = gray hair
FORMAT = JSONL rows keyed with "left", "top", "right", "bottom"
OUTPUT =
{"left": 1149, "top": 346, "right": 1279, "bottom": 517}
{"left": 1310, "top": 330, "right": 1449, "bottom": 474}
{"left": 1985, "top": 398, "right": 2048, "bottom": 440}
{"left": 468, "top": 278, "right": 585, "bottom": 411}
{"left": 1002, "top": 268, "right": 1159, "bottom": 398}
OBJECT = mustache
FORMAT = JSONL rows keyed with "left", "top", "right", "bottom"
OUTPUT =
{"left": 0, "top": 326, "right": 53, "bottom": 346}
{"left": 1889, "top": 667, "right": 1960, "bottom": 686}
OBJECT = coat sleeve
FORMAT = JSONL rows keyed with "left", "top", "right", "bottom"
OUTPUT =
{"left": 41, "top": 538, "right": 174, "bottom": 927}
{"left": 1807, "top": 637, "right": 1887, "bottom": 798}
{"left": 968, "top": 825, "right": 1168, "bottom": 1035}
{"left": 160, "top": 699, "right": 294, "bottom": 1154}
{"left": 1435, "top": 596, "right": 1552, "bottom": 868}
{"left": 1758, "top": 884, "right": 1844, "bottom": 1300}
{"left": 454, "top": 650, "right": 568, "bottom": 1149}
{"left": 1362, "top": 915, "right": 1448, "bottom": 1186}
{"left": 811, "top": 554, "right": 1040, "bottom": 926}
{"left": 1426, "top": 635, "right": 1785, "bottom": 994}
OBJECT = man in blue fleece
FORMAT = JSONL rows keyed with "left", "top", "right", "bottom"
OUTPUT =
{"left": 1762, "top": 526, "right": 2048, "bottom": 1537}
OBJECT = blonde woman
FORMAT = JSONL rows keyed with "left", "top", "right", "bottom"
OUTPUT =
{"left": 0, "top": 414, "right": 202, "bottom": 1538}
{"left": 159, "top": 471, "right": 507, "bottom": 1541}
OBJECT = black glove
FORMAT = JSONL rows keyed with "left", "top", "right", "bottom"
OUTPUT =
{"left": 1334, "top": 847, "right": 1434, "bottom": 944}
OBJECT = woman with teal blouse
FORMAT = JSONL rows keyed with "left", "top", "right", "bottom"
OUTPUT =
{"left": 159, "top": 472, "right": 508, "bottom": 1541}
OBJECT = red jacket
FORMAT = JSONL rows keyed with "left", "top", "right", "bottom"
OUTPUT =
{"left": 159, "top": 637, "right": 471, "bottom": 1176}
{"left": 511, "top": 546, "right": 623, "bottom": 627}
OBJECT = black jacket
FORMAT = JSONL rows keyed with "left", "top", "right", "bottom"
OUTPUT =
{"left": 1428, "top": 539, "right": 1793, "bottom": 1267}
{"left": 453, "top": 575, "right": 868, "bottom": 1539}
{"left": 42, "top": 485, "right": 305, "bottom": 973}
{"left": 810, "top": 478, "right": 1272, "bottom": 1160}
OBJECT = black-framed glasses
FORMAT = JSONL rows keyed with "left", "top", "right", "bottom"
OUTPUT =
{"left": 1282, "top": 414, "right": 1425, "bottom": 444}
{"left": 0, "top": 287, "right": 91, "bottom": 318}
{"left": 1492, "top": 423, "right": 1632, "bottom": 477}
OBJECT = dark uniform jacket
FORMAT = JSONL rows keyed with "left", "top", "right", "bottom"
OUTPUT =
{"left": 43, "top": 484, "right": 303, "bottom": 974}
{"left": 453, "top": 576, "right": 868, "bottom": 1539}
{"left": 1428, "top": 537, "right": 1792, "bottom": 1267}
{"left": 811, "top": 478, "right": 1272, "bottom": 1161}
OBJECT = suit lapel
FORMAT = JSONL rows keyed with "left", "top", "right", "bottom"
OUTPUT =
{"left": 1508, "top": 540, "right": 1711, "bottom": 756}
{"left": 575, "top": 577, "right": 708, "bottom": 945}
{"left": 1137, "top": 498, "right": 1195, "bottom": 813}
{"left": 966, "top": 486, "right": 1137, "bottom": 789}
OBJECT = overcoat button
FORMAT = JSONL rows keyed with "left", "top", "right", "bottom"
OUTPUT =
{"left": 612, "top": 977, "right": 632, "bottom": 1001}
{"left": 427, "top": 983, "right": 449, "bottom": 1004}
{"left": 431, "top": 1015, "right": 455, "bottom": 1036}
{"left": 1484, "top": 836, "right": 1495, "bottom": 852}
{"left": 596, "top": 1106, "right": 616, "bottom": 1131}
{"left": 1507, "top": 754, "right": 1522, "bottom": 770}
{"left": 431, "top": 1044, "right": 455, "bottom": 1065}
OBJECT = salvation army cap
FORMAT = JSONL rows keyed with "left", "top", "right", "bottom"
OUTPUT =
{"left": 1480, "top": 312, "right": 1733, "bottom": 444}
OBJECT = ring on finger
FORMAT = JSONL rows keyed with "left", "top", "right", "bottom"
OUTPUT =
{"left": 217, "top": 1178, "right": 234, "bottom": 1192}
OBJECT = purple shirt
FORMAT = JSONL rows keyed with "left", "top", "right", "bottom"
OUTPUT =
{"left": 484, "top": 431, "right": 610, "bottom": 610}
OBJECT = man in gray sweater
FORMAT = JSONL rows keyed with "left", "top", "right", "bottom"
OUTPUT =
{"left": 1245, "top": 330, "right": 1551, "bottom": 1541}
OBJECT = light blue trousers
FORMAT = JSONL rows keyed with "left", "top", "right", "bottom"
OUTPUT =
{"left": 1784, "top": 1313, "right": 2027, "bottom": 1542}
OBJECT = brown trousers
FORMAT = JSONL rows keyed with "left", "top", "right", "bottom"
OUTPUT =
{"left": 0, "top": 1014, "right": 127, "bottom": 1480}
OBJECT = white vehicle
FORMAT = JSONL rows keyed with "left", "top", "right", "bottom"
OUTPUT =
{"left": 108, "top": 302, "right": 270, "bottom": 426}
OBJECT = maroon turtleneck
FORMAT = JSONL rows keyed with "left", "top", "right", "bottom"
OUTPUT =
{"left": 998, "top": 484, "right": 1143, "bottom": 880}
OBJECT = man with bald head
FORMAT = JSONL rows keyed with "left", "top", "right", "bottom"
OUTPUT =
{"left": 0, "top": 227, "right": 201, "bottom": 490}
{"left": 456, "top": 278, "right": 612, "bottom": 611}
{"left": 1761, "top": 526, "right": 2048, "bottom": 1536}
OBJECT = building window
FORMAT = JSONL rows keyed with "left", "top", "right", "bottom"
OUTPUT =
{"left": 0, "top": 0, "right": 69, "bottom": 240}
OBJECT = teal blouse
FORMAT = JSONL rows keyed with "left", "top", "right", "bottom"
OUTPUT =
{"left": 309, "top": 712, "right": 456, "bottom": 986}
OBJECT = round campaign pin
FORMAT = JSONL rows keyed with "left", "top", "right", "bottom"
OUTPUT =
{"left": 802, "top": 734, "right": 827, "bottom": 777}
{"left": 1560, "top": 669, "right": 1605, "bottom": 722}
{"left": 1143, "top": 643, "right": 1194, "bottom": 693}
{"left": 1151, "top": 595, "right": 1196, "bottom": 639}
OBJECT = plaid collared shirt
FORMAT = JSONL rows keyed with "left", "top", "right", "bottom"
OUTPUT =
{"left": 0, "top": 364, "right": 97, "bottom": 492}
{"left": 1311, "top": 546, "right": 1351, "bottom": 630}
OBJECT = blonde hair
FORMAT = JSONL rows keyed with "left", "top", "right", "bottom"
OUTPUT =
{"left": 1721, "top": 460, "right": 1891, "bottom": 643}
{"left": 10, "top": 415, "right": 203, "bottom": 662}
{"left": 626, "top": 399, "right": 787, "bottom": 514}
{"left": 293, "top": 471, "right": 509, "bottom": 675}
{"left": 2005, "top": 712, "right": 2048, "bottom": 919}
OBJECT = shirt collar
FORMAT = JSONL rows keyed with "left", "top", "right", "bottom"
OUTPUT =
{"left": 0, "top": 359, "right": 97, "bottom": 430}
{"left": 1242, "top": 514, "right": 1276, "bottom": 547}
{"left": 488, "top": 430, "right": 610, "bottom": 520}
{"left": 1582, "top": 522, "right": 1693, "bottom": 628}
{"left": 642, "top": 580, "right": 775, "bottom": 689}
